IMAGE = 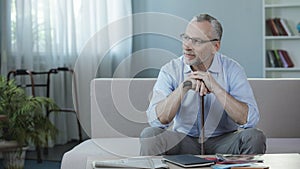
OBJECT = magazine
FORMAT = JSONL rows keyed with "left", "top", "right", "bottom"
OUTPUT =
{"left": 216, "top": 154, "right": 264, "bottom": 164}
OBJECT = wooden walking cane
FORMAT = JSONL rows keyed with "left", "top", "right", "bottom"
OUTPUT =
{"left": 190, "top": 67, "right": 206, "bottom": 155}
{"left": 200, "top": 95, "right": 205, "bottom": 155}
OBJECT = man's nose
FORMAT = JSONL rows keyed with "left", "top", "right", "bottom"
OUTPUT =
{"left": 183, "top": 40, "right": 193, "bottom": 50}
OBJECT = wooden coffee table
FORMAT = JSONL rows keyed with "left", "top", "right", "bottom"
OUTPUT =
{"left": 86, "top": 153, "right": 300, "bottom": 169}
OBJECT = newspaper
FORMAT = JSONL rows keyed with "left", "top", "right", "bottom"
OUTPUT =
{"left": 92, "top": 157, "right": 168, "bottom": 169}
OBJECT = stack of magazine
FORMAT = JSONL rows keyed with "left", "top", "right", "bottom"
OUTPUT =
{"left": 216, "top": 154, "right": 264, "bottom": 164}
{"left": 212, "top": 154, "right": 268, "bottom": 169}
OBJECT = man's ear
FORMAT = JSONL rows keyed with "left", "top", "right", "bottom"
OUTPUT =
{"left": 214, "top": 41, "right": 221, "bottom": 51}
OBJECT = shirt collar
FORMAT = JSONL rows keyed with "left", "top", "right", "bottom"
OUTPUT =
{"left": 183, "top": 52, "right": 221, "bottom": 74}
{"left": 209, "top": 52, "right": 221, "bottom": 74}
{"left": 183, "top": 59, "right": 192, "bottom": 74}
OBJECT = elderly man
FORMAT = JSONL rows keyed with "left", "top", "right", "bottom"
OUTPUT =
{"left": 140, "top": 14, "right": 266, "bottom": 155}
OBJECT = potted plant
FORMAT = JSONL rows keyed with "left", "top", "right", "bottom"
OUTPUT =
{"left": 0, "top": 75, "right": 58, "bottom": 168}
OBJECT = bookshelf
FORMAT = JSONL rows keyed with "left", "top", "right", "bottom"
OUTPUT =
{"left": 263, "top": 0, "right": 300, "bottom": 78}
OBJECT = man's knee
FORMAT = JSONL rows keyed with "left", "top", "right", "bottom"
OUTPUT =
{"left": 139, "top": 127, "right": 165, "bottom": 156}
{"left": 240, "top": 128, "right": 266, "bottom": 154}
{"left": 140, "top": 127, "right": 165, "bottom": 148}
{"left": 242, "top": 128, "right": 266, "bottom": 143}
{"left": 140, "top": 127, "right": 164, "bottom": 139}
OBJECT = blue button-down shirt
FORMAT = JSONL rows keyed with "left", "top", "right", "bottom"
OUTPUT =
{"left": 146, "top": 53, "right": 259, "bottom": 138}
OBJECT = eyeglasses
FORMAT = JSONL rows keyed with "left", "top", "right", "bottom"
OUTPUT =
{"left": 180, "top": 33, "right": 219, "bottom": 46}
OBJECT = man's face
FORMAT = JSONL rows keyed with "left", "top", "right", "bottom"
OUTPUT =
{"left": 182, "top": 21, "right": 219, "bottom": 67}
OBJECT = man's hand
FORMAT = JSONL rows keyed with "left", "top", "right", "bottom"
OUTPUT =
{"left": 188, "top": 71, "right": 249, "bottom": 125}
{"left": 186, "top": 71, "right": 217, "bottom": 96}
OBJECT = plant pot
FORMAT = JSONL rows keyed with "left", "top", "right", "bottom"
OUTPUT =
{"left": 1, "top": 141, "right": 28, "bottom": 169}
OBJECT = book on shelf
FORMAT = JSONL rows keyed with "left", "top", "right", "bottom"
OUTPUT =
{"left": 280, "top": 18, "right": 293, "bottom": 36}
{"left": 278, "top": 49, "right": 294, "bottom": 68}
{"left": 274, "top": 18, "right": 288, "bottom": 36}
{"left": 266, "top": 50, "right": 277, "bottom": 67}
{"left": 273, "top": 50, "right": 283, "bottom": 67}
{"left": 278, "top": 50, "right": 289, "bottom": 68}
{"left": 266, "top": 18, "right": 293, "bottom": 36}
{"left": 266, "top": 19, "right": 279, "bottom": 36}
{"left": 266, "top": 49, "right": 294, "bottom": 68}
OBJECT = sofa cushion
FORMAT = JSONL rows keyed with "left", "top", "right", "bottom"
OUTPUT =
{"left": 249, "top": 78, "right": 300, "bottom": 138}
{"left": 91, "top": 78, "right": 156, "bottom": 138}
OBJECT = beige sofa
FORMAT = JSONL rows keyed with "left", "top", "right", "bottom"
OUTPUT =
{"left": 61, "top": 78, "right": 300, "bottom": 169}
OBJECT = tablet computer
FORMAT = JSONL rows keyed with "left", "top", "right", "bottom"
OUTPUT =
{"left": 163, "top": 154, "right": 215, "bottom": 168}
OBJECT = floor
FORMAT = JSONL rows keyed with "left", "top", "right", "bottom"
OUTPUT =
{"left": 26, "top": 140, "right": 81, "bottom": 162}
{"left": 0, "top": 140, "right": 80, "bottom": 169}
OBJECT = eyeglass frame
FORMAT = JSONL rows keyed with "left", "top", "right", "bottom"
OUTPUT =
{"left": 180, "top": 33, "right": 219, "bottom": 46}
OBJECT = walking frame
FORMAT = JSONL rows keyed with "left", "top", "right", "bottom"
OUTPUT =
{"left": 7, "top": 67, "right": 82, "bottom": 163}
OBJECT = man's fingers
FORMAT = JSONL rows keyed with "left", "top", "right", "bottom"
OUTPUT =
{"left": 195, "top": 80, "right": 200, "bottom": 92}
{"left": 200, "top": 81, "right": 207, "bottom": 96}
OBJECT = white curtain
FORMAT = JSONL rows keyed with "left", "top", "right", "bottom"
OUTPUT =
{"left": 0, "top": 0, "right": 132, "bottom": 145}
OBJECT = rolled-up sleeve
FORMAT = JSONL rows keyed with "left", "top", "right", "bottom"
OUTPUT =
{"left": 146, "top": 68, "right": 176, "bottom": 128}
{"left": 244, "top": 102, "right": 259, "bottom": 128}
{"left": 227, "top": 65, "right": 259, "bottom": 128}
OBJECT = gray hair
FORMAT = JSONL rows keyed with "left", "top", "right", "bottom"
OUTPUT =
{"left": 191, "top": 14, "right": 223, "bottom": 41}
